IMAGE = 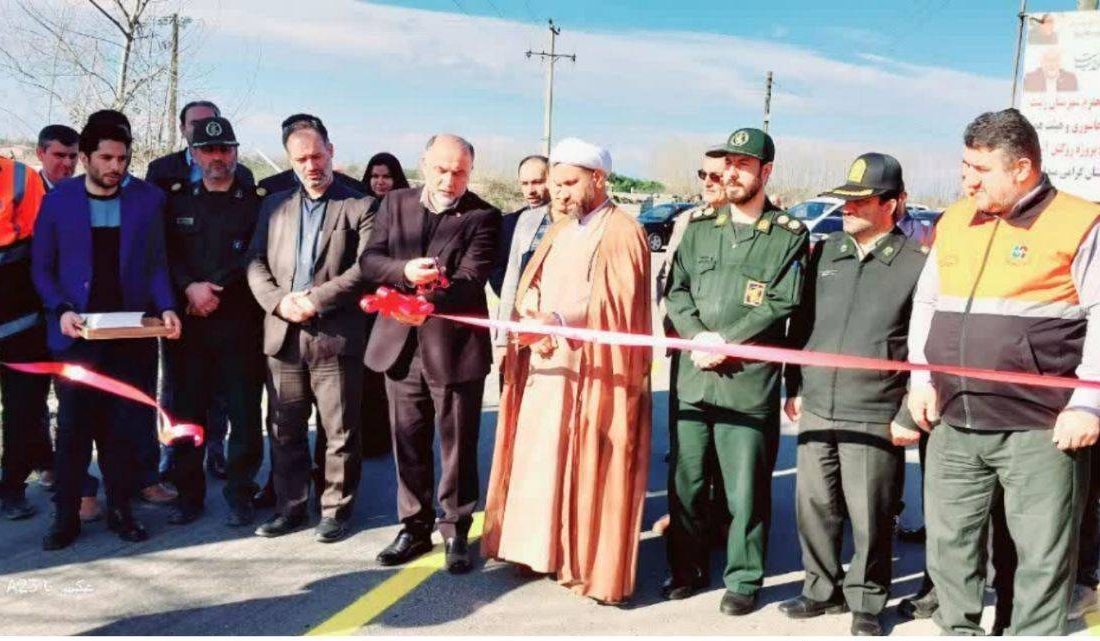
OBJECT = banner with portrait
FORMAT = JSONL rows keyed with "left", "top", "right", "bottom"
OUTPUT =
{"left": 1019, "top": 10, "right": 1100, "bottom": 202}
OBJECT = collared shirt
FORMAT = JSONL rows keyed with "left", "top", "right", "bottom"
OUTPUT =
{"left": 185, "top": 148, "right": 201, "bottom": 184}
{"left": 291, "top": 187, "right": 329, "bottom": 292}
{"left": 39, "top": 170, "right": 54, "bottom": 192}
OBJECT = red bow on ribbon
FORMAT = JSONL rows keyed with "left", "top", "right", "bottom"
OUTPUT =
{"left": 359, "top": 282, "right": 445, "bottom": 319}
{"left": 1, "top": 362, "right": 204, "bottom": 447}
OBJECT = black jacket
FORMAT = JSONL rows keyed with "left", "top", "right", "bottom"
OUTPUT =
{"left": 145, "top": 149, "right": 255, "bottom": 193}
{"left": 784, "top": 228, "right": 926, "bottom": 428}
{"left": 359, "top": 186, "right": 501, "bottom": 385}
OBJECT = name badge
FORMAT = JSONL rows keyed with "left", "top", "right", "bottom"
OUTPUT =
{"left": 175, "top": 216, "right": 195, "bottom": 227}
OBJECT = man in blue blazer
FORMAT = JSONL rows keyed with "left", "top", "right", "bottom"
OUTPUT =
{"left": 31, "top": 120, "right": 182, "bottom": 550}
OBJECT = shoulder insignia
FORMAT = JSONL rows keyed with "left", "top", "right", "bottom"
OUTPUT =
{"left": 776, "top": 214, "right": 790, "bottom": 225}
{"left": 256, "top": 186, "right": 268, "bottom": 197}
{"left": 883, "top": 245, "right": 895, "bottom": 256}
{"left": 170, "top": 182, "right": 183, "bottom": 192}
{"left": 756, "top": 218, "right": 771, "bottom": 232}
{"left": 785, "top": 218, "right": 803, "bottom": 232}
{"left": 690, "top": 208, "right": 717, "bottom": 222}
{"left": 920, "top": 245, "right": 930, "bottom": 254}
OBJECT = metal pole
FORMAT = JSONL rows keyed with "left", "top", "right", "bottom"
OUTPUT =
{"left": 1010, "top": 0, "right": 1028, "bottom": 107}
{"left": 542, "top": 20, "right": 559, "bottom": 156}
{"left": 763, "top": 71, "right": 773, "bottom": 133}
{"left": 1080, "top": 0, "right": 1098, "bottom": 10}
{"left": 167, "top": 13, "right": 179, "bottom": 150}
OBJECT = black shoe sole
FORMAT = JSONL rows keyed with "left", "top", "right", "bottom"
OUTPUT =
{"left": 780, "top": 603, "right": 850, "bottom": 619}
{"left": 254, "top": 521, "right": 307, "bottom": 538}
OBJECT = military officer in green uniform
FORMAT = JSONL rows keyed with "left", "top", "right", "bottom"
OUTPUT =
{"left": 664, "top": 128, "right": 808, "bottom": 616}
{"left": 779, "top": 153, "right": 927, "bottom": 636}
{"left": 163, "top": 117, "right": 266, "bottom": 527}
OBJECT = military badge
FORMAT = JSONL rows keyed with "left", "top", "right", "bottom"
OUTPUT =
{"left": 743, "top": 280, "right": 766, "bottom": 307}
{"left": 776, "top": 214, "right": 790, "bottom": 225}
{"left": 170, "top": 182, "right": 183, "bottom": 192}
{"left": 256, "top": 187, "right": 268, "bottom": 197}
{"left": 786, "top": 219, "right": 801, "bottom": 230}
{"left": 756, "top": 218, "right": 770, "bottom": 232}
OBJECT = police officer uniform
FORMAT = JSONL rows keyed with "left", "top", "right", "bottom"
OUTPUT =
{"left": 163, "top": 117, "right": 266, "bottom": 525}
{"left": 780, "top": 154, "right": 926, "bottom": 636}
{"left": 664, "top": 128, "right": 809, "bottom": 615}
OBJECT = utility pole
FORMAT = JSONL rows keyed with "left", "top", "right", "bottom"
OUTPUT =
{"left": 763, "top": 71, "right": 774, "bottom": 133}
{"left": 526, "top": 20, "right": 575, "bottom": 156}
{"left": 167, "top": 13, "right": 180, "bottom": 150}
{"left": 1010, "top": 0, "right": 1028, "bottom": 106}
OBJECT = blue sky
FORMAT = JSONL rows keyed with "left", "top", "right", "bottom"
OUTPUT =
{"left": 0, "top": 0, "right": 1081, "bottom": 192}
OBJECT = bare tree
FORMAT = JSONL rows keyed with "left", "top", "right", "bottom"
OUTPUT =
{"left": 0, "top": 0, "right": 194, "bottom": 162}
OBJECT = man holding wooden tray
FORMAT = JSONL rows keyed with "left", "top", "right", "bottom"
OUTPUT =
{"left": 31, "top": 119, "right": 181, "bottom": 551}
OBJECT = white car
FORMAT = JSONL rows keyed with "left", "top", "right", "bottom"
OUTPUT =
{"left": 785, "top": 196, "right": 845, "bottom": 244}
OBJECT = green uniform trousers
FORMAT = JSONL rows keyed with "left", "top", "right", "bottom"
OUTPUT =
{"left": 926, "top": 423, "right": 1089, "bottom": 636}
{"left": 795, "top": 412, "right": 901, "bottom": 614}
{"left": 668, "top": 400, "right": 779, "bottom": 596}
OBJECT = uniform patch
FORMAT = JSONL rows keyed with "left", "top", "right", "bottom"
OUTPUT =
{"left": 786, "top": 219, "right": 802, "bottom": 231}
{"left": 776, "top": 214, "right": 790, "bottom": 225}
{"left": 743, "top": 280, "right": 766, "bottom": 307}
{"left": 883, "top": 245, "right": 894, "bottom": 256}
{"left": 756, "top": 218, "right": 770, "bottom": 232}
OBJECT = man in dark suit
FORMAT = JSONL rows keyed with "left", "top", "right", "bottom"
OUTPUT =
{"left": 31, "top": 121, "right": 182, "bottom": 550}
{"left": 257, "top": 114, "right": 365, "bottom": 196}
{"left": 145, "top": 100, "right": 255, "bottom": 192}
{"left": 360, "top": 134, "right": 500, "bottom": 573}
{"left": 246, "top": 114, "right": 374, "bottom": 543}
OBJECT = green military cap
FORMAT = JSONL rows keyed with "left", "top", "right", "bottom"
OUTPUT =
{"left": 706, "top": 128, "right": 775, "bottom": 163}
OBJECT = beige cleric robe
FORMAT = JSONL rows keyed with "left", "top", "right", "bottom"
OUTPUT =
{"left": 482, "top": 203, "right": 652, "bottom": 604}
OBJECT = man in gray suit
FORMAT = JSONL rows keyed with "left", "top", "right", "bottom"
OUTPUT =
{"left": 246, "top": 114, "right": 374, "bottom": 543}
{"left": 489, "top": 155, "right": 552, "bottom": 364}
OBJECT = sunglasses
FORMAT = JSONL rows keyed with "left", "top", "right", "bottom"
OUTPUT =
{"left": 697, "top": 169, "right": 724, "bottom": 183}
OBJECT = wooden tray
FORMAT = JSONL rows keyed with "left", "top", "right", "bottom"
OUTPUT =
{"left": 80, "top": 317, "right": 172, "bottom": 340}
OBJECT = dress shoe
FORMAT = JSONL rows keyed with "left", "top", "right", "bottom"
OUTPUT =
{"left": 42, "top": 516, "right": 80, "bottom": 550}
{"left": 226, "top": 503, "right": 255, "bottom": 527}
{"left": 377, "top": 530, "right": 433, "bottom": 566}
{"left": 1, "top": 496, "right": 36, "bottom": 520}
{"left": 897, "top": 587, "right": 938, "bottom": 620}
{"left": 107, "top": 509, "right": 149, "bottom": 542}
{"left": 79, "top": 496, "right": 103, "bottom": 522}
{"left": 205, "top": 451, "right": 227, "bottom": 480}
{"left": 167, "top": 504, "right": 203, "bottom": 525}
{"left": 141, "top": 482, "right": 178, "bottom": 504}
{"left": 660, "top": 573, "right": 708, "bottom": 600}
{"left": 851, "top": 612, "right": 883, "bottom": 636}
{"left": 779, "top": 595, "right": 849, "bottom": 619}
{"left": 444, "top": 536, "right": 471, "bottom": 574}
{"left": 254, "top": 513, "right": 307, "bottom": 538}
{"left": 719, "top": 590, "right": 757, "bottom": 616}
{"left": 315, "top": 517, "right": 349, "bottom": 543}
{"left": 252, "top": 485, "right": 276, "bottom": 509}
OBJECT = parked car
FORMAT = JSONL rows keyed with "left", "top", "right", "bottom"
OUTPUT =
{"left": 639, "top": 202, "right": 696, "bottom": 252}
{"left": 786, "top": 196, "right": 845, "bottom": 244}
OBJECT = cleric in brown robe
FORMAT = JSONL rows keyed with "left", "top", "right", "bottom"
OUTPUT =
{"left": 482, "top": 138, "right": 652, "bottom": 605}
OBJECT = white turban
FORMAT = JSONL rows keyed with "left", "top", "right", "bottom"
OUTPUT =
{"left": 549, "top": 137, "right": 612, "bottom": 174}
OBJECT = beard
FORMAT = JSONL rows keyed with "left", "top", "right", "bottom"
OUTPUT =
{"left": 726, "top": 176, "right": 762, "bottom": 205}
{"left": 87, "top": 166, "right": 122, "bottom": 190}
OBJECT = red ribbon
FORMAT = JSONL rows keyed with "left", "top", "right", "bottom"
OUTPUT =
{"left": 359, "top": 284, "right": 1100, "bottom": 391}
{"left": 0, "top": 361, "right": 204, "bottom": 446}
{"left": 433, "top": 314, "right": 1100, "bottom": 392}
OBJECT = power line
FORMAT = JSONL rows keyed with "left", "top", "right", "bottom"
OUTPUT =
{"left": 450, "top": 0, "right": 470, "bottom": 16}
{"left": 483, "top": 0, "right": 506, "bottom": 20}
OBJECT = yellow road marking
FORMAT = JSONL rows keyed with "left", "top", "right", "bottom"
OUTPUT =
{"left": 306, "top": 513, "right": 485, "bottom": 636}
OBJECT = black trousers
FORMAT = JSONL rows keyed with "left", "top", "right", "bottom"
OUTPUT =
{"left": 266, "top": 326, "right": 362, "bottom": 521}
{"left": 1078, "top": 441, "right": 1100, "bottom": 589}
{"left": 52, "top": 339, "right": 158, "bottom": 520}
{"left": 384, "top": 342, "right": 483, "bottom": 539}
{"left": 165, "top": 320, "right": 264, "bottom": 510}
{"left": 0, "top": 323, "right": 51, "bottom": 501}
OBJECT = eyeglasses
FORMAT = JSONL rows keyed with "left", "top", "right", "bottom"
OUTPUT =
{"left": 697, "top": 169, "right": 723, "bottom": 183}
